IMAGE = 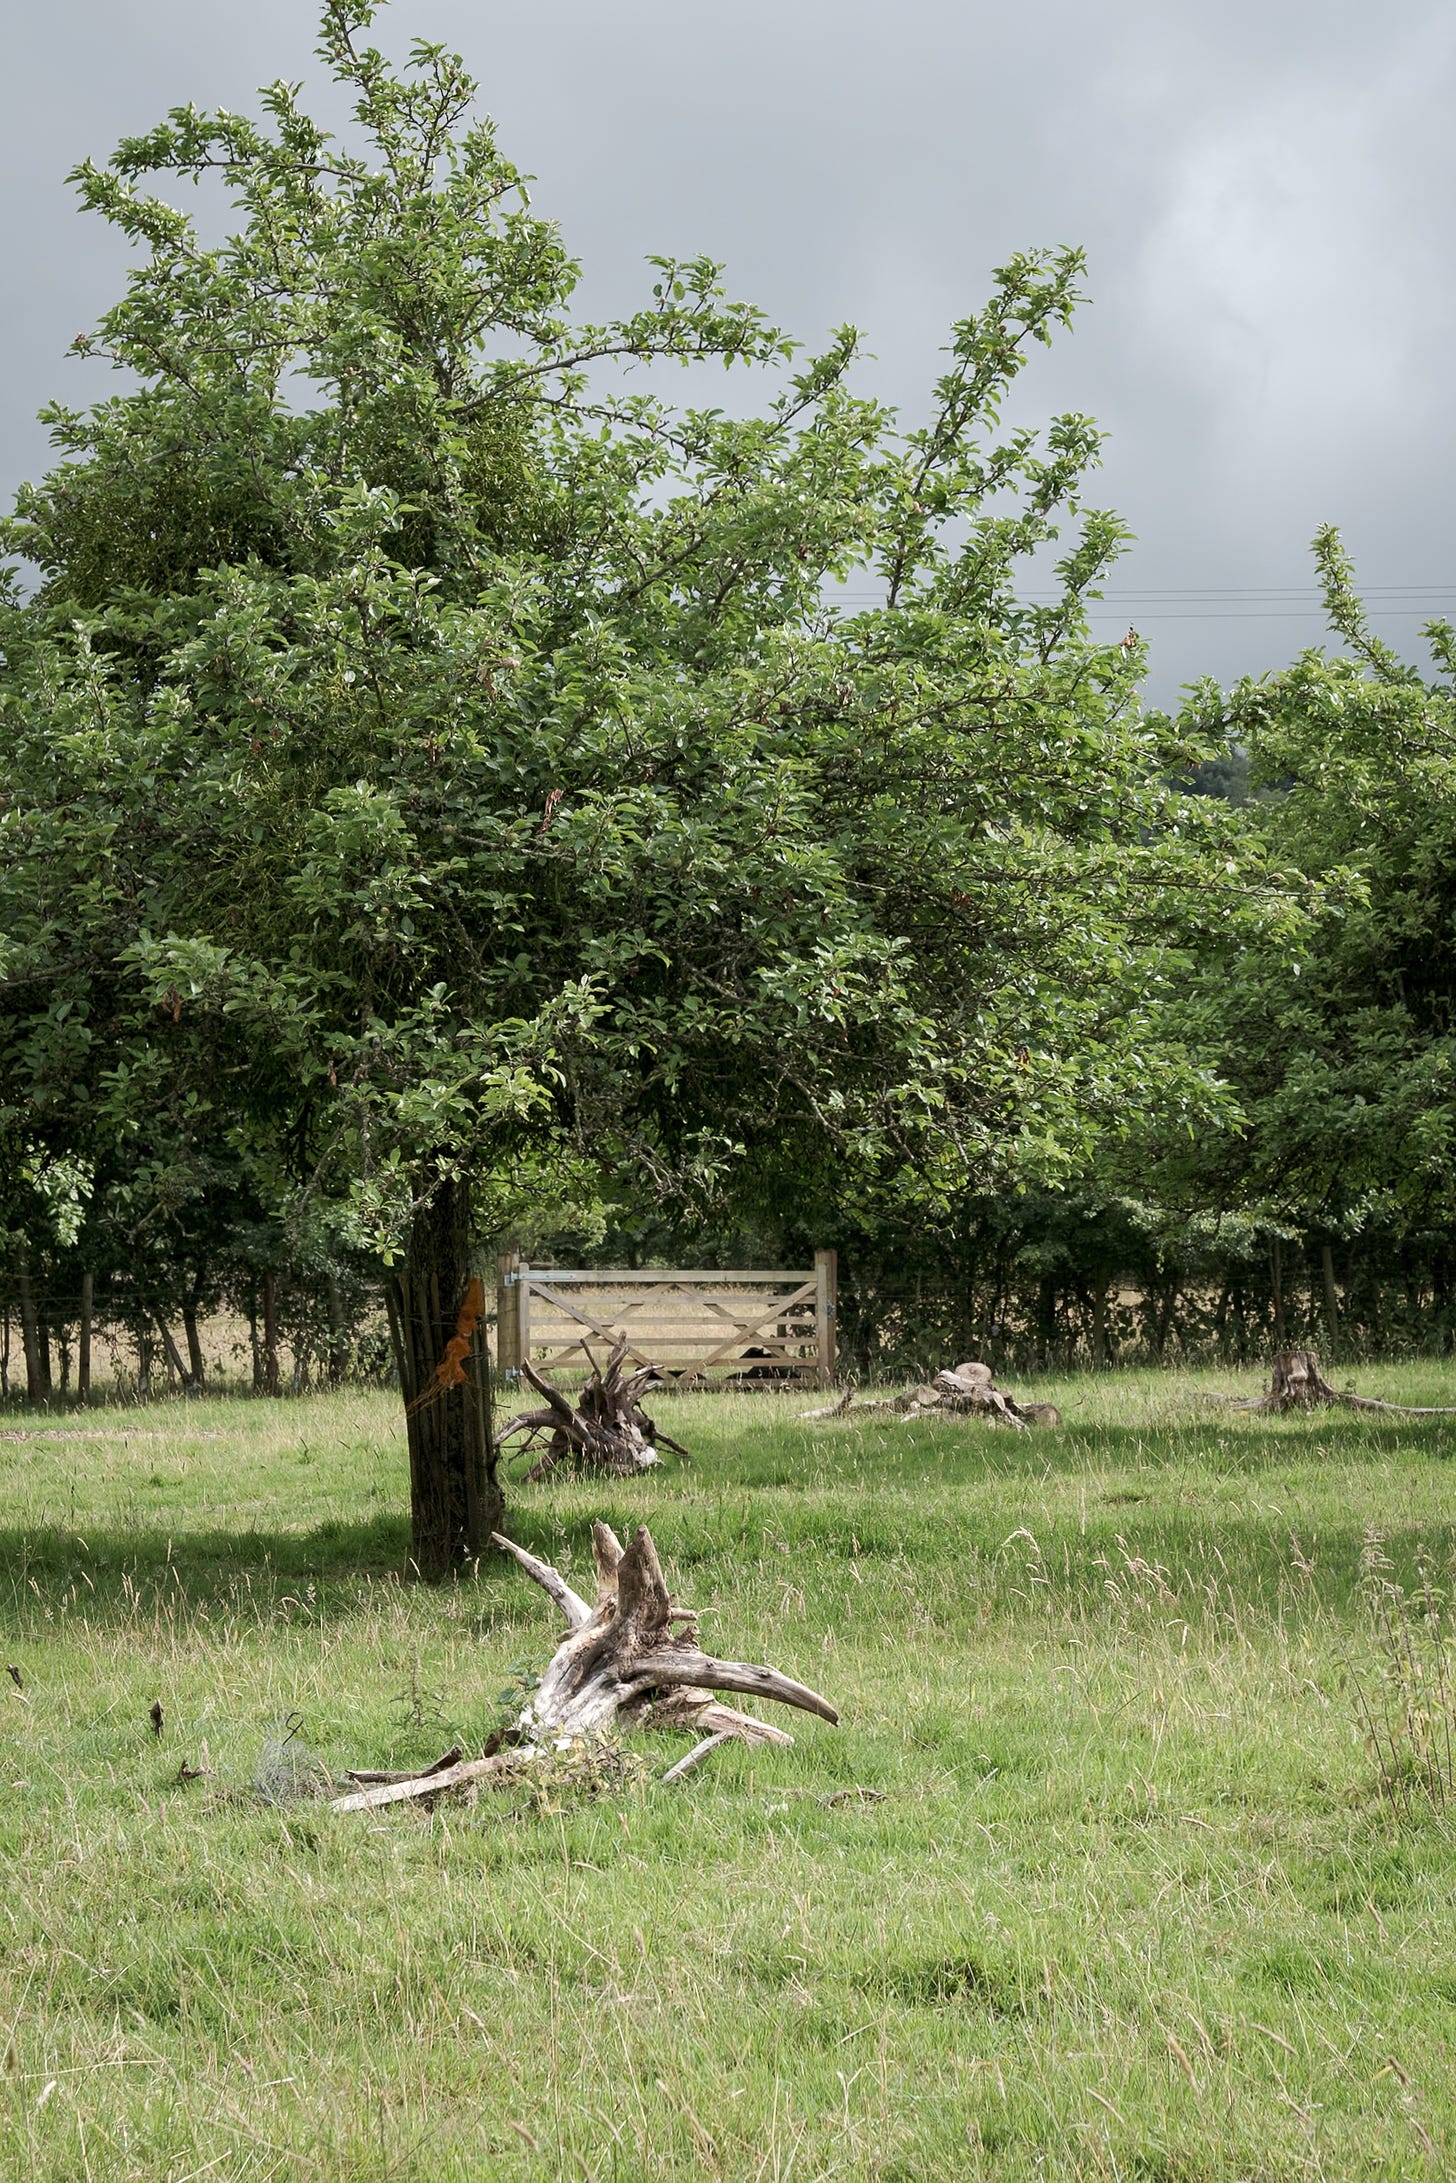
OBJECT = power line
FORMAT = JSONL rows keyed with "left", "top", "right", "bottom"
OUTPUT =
{"left": 829, "top": 593, "right": 1456, "bottom": 602}
{"left": 823, "top": 585, "right": 1456, "bottom": 622}
{"left": 827, "top": 583, "right": 1456, "bottom": 599}
{"left": 1083, "top": 610, "right": 1452, "bottom": 622}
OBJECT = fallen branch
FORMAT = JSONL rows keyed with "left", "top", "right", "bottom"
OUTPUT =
{"left": 802, "top": 1360, "right": 1059, "bottom": 1429}
{"left": 660, "top": 1731, "right": 736, "bottom": 1784}
{"left": 332, "top": 1754, "right": 521, "bottom": 1815}
{"left": 344, "top": 1745, "right": 464, "bottom": 1787}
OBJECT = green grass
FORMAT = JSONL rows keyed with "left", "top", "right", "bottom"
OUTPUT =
{"left": 3, "top": 1362, "right": 1456, "bottom": 2179}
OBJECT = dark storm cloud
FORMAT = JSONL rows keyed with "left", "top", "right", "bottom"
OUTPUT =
{"left": 5, "top": 0, "right": 1452, "bottom": 700}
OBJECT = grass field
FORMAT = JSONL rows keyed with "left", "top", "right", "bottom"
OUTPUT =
{"left": 3, "top": 1362, "right": 1456, "bottom": 2180}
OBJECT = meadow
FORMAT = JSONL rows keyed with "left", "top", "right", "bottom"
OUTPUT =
{"left": 2, "top": 1362, "right": 1455, "bottom": 2181}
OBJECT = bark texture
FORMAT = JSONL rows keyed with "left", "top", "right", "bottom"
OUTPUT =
{"left": 389, "top": 1177, "right": 499, "bottom": 1579}
{"left": 1260, "top": 1348, "right": 1339, "bottom": 1411}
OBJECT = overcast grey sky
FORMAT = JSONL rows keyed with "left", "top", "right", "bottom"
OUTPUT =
{"left": 5, "top": 0, "right": 1453, "bottom": 702}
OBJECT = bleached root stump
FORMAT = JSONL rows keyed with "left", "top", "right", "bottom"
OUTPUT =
{"left": 1257, "top": 1349, "right": 1339, "bottom": 1411}
{"left": 498, "top": 1337, "right": 689, "bottom": 1480}
{"left": 802, "top": 1360, "right": 1060, "bottom": 1429}
{"left": 332, "top": 1522, "right": 838, "bottom": 1814}
{"left": 1245, "top": 1350, "right": 1456, "bottom": 1417}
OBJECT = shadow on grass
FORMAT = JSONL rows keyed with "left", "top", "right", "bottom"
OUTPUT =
{"left": 695, "top": 1410, "right": 1456, "bottom": 1493}
{"left": 4, "top": 1409, "right": 1452, "bottom": 1634}
{"left": 0, "top": 1512, "right": 541, "bottom": 1632}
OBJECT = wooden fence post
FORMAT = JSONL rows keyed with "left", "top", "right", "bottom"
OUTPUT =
{"left": 496, "top": 1250, "right": 521, "bottom": 1386}
{"left": 518, "top": 1266, "right": 532, "bottom": 1380}
{"left": 815, "top": 1249, "right": 837, "bottom": 1388}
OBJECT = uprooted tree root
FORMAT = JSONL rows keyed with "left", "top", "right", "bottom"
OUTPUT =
{"left": 497, "top": 1337, "right": 690, "bottom": 1479}
{"left": 332, "top": 1522, "right": 838, "bottom": 1815}
{"left": 803, "top": 1360, "right": 1060, "bottom": 1430}
{"left": 1230, "top": 1349, "right": 1456, "bottom": 1417}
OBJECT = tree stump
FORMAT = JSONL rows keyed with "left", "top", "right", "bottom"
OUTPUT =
{"left": 332, "top": 1522, "right": 838, "bottom": 1813}
{"left": 1240, "top": 1350, "right": 1456, "bottom": 1417}
{"left": 498, "top": 1337, "right": 689, "bottom": 1479}
{"left": 1260, "top": 1349, "right": 1338, "bottom": 1411}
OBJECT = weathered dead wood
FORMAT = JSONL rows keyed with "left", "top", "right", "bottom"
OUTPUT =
{"left": 331, "top": 1521, "right": 834, "bottom": 1814}
{"left": 498, "top": 1337, "right": 690, "bottom": 1480}
{"left": 799, "top": 1385, "right": 913, "bottom": 1418}
{"left": 801, "top": 1360, "right": 1060, "bottom": 1429}
{"left": 634, "top": 1690, "right": 794, "bottom": 1747}
{"left": 1239, "top": 1349, "right": 1456, "bottom": 1416}
{"left": 502, "top": 1521, "right": 838, "bottom": 1739}
{"left": 344, "top": 1745, "right": 464, "bottom": 1786}
{"left": 913, "top": 1362, "right": 1033, "bottom": 1429}
{"left": 332, "top": 1753, "right": 521, "bottom": 1814}
{"left": 660, "top": 1731, "right": 736, "bottom": 1784}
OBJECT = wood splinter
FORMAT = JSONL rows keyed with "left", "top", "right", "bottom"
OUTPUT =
{"left": 332, "top": 1523, "right": 837, "bottom": 1815}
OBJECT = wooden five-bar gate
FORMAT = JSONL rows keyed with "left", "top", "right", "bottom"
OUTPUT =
{"left": 495, "top": 1252, "right": 836, "bottom": 1389}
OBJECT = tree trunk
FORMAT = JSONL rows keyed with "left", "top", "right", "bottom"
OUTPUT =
{"left": 1089, "top": 1283, "right": 1109, "bottom": 1370}
{"left": 1357, "top": 1251, "right": 1383, "bottom": 1352}
{"left": 1246, "top": 1349, "right": 1456, "bottom": 1417}
{"left": 136, "top": 1325, "right": 153, "bottom": 1400}
{"left": 1231, "top": 1280, "right": 1249, "bottom": 1363}
{"left": 1261, "top": 1348, "right": 1335, "bottom": 1411}
{"left": 982, "top": 1275, "right": 1004, "bottom": 1361}
{"left": 1270, "top": 1237, "right": 1286, "bottom": 1347}
{"left": 1, "top": 1306, "right": 10, "bottom": 1399}
{"left": 247, "top": 1283, "right": 263, "bottom": 1392}
{"left": 182, "top": 1286, "right": 206, "bottom": 1389}
{"left": 324, "top": 1271, "right": 346, "bottom": 1387}
{"left": 154, "top": 1311, "right": 194, "bottom": 1393}
{"left": 78, "top": 1272, "right": 93, "bottom": 1400}
{"left": 388, "top": 1177, "right": 499, "bottom": 1580}
{"left": 1154, "top": 1281, "right": 1179, "bottom": 1362}
{"left": 17, "top": 1251, "right": 45, "bottom": 1403}
{"left": 261, "top": 1271, "right": 280, "bottom": 1397}
{"left": 1037, "top": 1276, "right": 1057, "bottom": 1368}
{"left": 1320, "top": 1244, "right": 1341, "bottom": 1358}
{"left": 1212, "top": 1281, "right": 1232, "bottom": 1363}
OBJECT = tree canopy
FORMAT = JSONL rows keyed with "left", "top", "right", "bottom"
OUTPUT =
{"left": 0, "top": 2, "right": 1275, "bottom": 1563}
{"left": 1163, "top": 533, "right": 1456, "bottom": 1310}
